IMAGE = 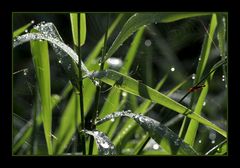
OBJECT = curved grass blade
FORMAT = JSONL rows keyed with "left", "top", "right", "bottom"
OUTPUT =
{"left": 104, "top": 12, "right": 211, "bottom": 61}
{"left": 13, "top": 20, "right": 34, "bottom": 38}
{"left": 92, "top": 69, "right": 226, "bottom": 137}
{"left": 205, "top": 139, "right": 227, "bottom": 155}
{"left": 83, "top": 130, "right": 116, "bottom": 155}
{"left": 70, "top": 13, "right": 86, "bottom": 46}
{"left": 30, "top": 35, "right": 52, "bottom": 154}
{"left": 96, "top": 111, "right": 198, "bottom": 155}
{"left": 13, "top": 22, "right": 91, "bottom": 91}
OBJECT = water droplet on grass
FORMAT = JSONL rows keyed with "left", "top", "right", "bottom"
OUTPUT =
{"left": 211, "top": 140, "right": 215, "bottom": 144}
{"left": 170, "top": 67, "right": 175, "bottom": 72}
{"left": 203, "top": 101, "right": 206, "bottom": 106}
{"left": 58, "top": 60, "right": 62, "bottom": 64}
{"left": 199, "top": 57, "right": 201, "bottom": 61}
{"left": 101, "top": 141, "right": 110, "bottom": 148}
{"left": 209, "top": 132, "right": 216, "bottom": 140}
{"left": 111, "top": 118, "right": 115, "bottom": 122}
{"left": 31, "top": 20, "right": 35, "bottom": 24}
{"left": 192, "top": 73, "right": 196, "bottom": 80}
{"left": 144, "top": 39, "right": 152, "bottom": 47}
{"left": 23, "top": 69, "right": 28, "bottom": 76}
{"left": 153, "top": 144, "right": 159, "bottom": 150}
{"left": 24, "top": 29, "right": 28, "bottom": 33}
{"left": 198, "top": 140, "right": 202, "bottom": 144}
{"left": 122, "top": 92, "right": 127, "bottom": 97}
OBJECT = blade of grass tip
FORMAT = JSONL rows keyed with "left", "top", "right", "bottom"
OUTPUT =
{"left": 179, "top": 13, "right": 218, "bottom": 140}
{"left": 104, "top": 12, "right": 212, "bottom": 62}
{"left": 30, "top": 30, "right": 52, "bottom": 155}
{"left": 88, "top": 13, "right": 110, "bottom": 155}
{"left": 70, "top": 13, "right": 86, "bottom": 47}
{"left": 13, "top": 20, "right": 34, "bottom": 38}
{"left": 217, "top": 14, "right": 228, "bottom": 85}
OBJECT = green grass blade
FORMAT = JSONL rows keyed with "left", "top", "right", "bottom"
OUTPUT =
{"left": 104, "top": 12, "right": 211, "bottom": 61}
{"left": 53, "top": 92, "right": 79, "bottom": 154}
{"left": 30, "top": 35, "right": 52, "bottom": 155}
{"left": 70, "top": 13, "right": 86, "bottom": 46}
{"left": 13, "top": 21, "right": 34, "bottom": 38}
{"left": 92, "top": 69, "right": 191, "bottom": 114}
{"left": 184, "top": 80, "right": 209, "bottom": 146}
{"left": 194, "top": 14, "right": 217, "bottom": 84}
{"left": 96, "top": 111, "right": 198, "bottom": 155}
{"left": 83, "top": 130, "right": 117, "bottom": 155}
{"left": 85, "top": 14, "right": 124, "bottom": 69}
{"left": 217, "top": 14, "right": 228, "bottom": 85}
{"left": 183, "top": 14, "right": 218, "bottom": 145}
{"left": 92, "top": 69, "right": 227, "bottom": 137}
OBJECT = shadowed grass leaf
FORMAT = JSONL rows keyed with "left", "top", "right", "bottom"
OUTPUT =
{"left": 96, "top": 111, "right": 198, "bottom": 155}
{"left": 83, "top": 129, "right": 116, "bottom": 155}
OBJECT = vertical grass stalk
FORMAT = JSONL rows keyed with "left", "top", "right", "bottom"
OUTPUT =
{"left": 88, "top": 14, "right": 110, "bottom": 155}
{"left": 77, "top": 13, "right": 86, "bottom": 155}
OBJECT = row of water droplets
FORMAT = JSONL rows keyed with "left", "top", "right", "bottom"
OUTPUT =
{"left": 82, "top": 129, "right": 116, "bottom": 155}
{"left": 13, "top": 21, "right": 91, "bottom": 78}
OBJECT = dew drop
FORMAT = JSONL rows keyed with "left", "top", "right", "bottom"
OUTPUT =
{"left": 24, "top": 29, "right": 28, "bottom": 33}
{"left": 111, "top": 118, "right": 115, "bottom": 122}
{"left": 199, "top": 57, "right": 201, "bottom": 61}
{"left": 154, "top": 22, "right": 158, "bottom": 24}
{"left": 31, "top": 20, "right": 35, "bottom": 24}
{"left": 209, "top": 132, "right": 216, "bottom": 140}
{"left": 203, "top": 101, "right": 206, "bottom": 106}
{"left": 225, "top": 84, "right": 227, "bottom": 88}
{"left": 192, "top": 73, "right": 196, "bottom": 80}
{"left": 58, "top": 60, "right": 62, "bottom": 64}
{"left": 211, "top": 140, "right": 215, "bottom": 144}
{"left": 23, "top": 69, "right": 28, "bottom": 76}
{"left": 144, "top": 39, "right": 152, "bottom": 47}
{"left": 153, "top": 144, "right": 159, "bottom": 150}
{"left": 170, "top": 67, "right": 175, "bottom": 72}
{"left": 198, "top": 140, "right": 202, "bottom": 144}
{"left": 122, "top": 92, "right": 127, "bottom": 97}
{"left": 101, "top": 141, "right": 110, "bottom": 148}
{"left": 67, "top": 64, "right": 71, "bottom": 70}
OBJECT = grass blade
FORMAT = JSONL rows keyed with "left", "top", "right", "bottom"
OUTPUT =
{"left": 13, "top": 21, "right": 34, "bottom": 38}
{"left": 30, "top": 33, "right": 52, "bottom": 154}
{"left": 70, "top": 13, "right": 86, "bottom": 46}
{"left": 96, "top": 111, "right": 198, "bottom": 155}
{"left": 183, "top": 14, "right": 218, "bottom": 145}
{"left": 92, "top": 69, "right": 227, "bottom": 137}
{"left": 83, "top": 130, "right": 116, "bottom": 155}
{"left": 104, "top": 12, "right": 211, "bottom": 61}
